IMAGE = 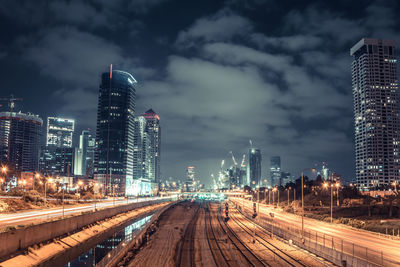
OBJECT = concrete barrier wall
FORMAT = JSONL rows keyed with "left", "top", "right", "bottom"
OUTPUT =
{"left": 0, "top": 198, "right": 174, "bottom": 260}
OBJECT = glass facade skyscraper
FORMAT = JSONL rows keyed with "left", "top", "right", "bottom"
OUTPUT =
{"left": 94, "top": 69, "right": 136, "bottom": 196}
{"left": 0, "top": 112, "right": 43, "bottom": 172}
{"left": 77, "top": 130, "right": 95, "bottom": 177}
{"left": 142, "top": 109, "right": 161, "bottom": 183}
{"left": 270, "top": 156, "right": 281, "bottom": 186}
{"left": 248, "top": 148, "right": 261, "bottom": 188}
{"left": 351, "top": 38, "right": 400, "bottom": 189}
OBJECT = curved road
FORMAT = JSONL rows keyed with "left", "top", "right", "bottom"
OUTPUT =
{"left": 231, "top": 197, "right": 400, "bottom": 266}
{"left": 0, "top": 196, "right": 172, "bottom": 227}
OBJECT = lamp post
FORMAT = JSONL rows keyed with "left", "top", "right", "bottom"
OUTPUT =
{"left": 335, "top": 182, "right": 340, "bottom": 206}
{"left": 94, "top": 182, "right": 99, "bottom": 211}
{"left": 301, "top": 168, "right": 316, "bottom": 243}
{"left": 62, "top": 182, "right": 65, "bottom": 218}
{"left": 272, "top": 187, "right": 277, "bottom": 206}
{"left": 113, "top": 184, "right": 118, "bottom": 206}
{"left": 1, "top": 165, "right": 7, "bottom": 192}
{"left": 324, "top": 182, "right": 333, "bottom": 223}
{"left": 77, "top": 180, "right": 83, "bottom": 203}
{"left": 268, "top": 189, "right": 271, "bottom": 205}
{"left": 287, "top": 187, "right": 290, "bottom": 206}
{"left": 392, "top": 181, "right": 398, "bottom": 192}
{"left": 277, "top": 188, "right": 280, "bottom": 207}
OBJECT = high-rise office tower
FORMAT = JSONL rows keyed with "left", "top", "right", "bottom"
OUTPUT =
{"left": 94, "top": 68, "right": 136, "bottom": 195}
{"left": 74, "top": 130, "right": 96, "bottom": 176}
{"left": 186, "top": 166, "right": 195, "bottom": 191}
{"left": 46, "top": 117, "right": 75, "bottom": 147}
{"left": 0, "top": 112, "right": 42, "bottom": 172}
{"left": 142, "top": 109, "right": 161, "bottom": 183}
{"left": 133, "top": 116, "right": 149, "bottom": 180}
{"left": 248, "top": 148, "right": 261, "bottom": 188}
{"left": 40, "top": 146, "right": 74, "bottom": 176}
{"left": 351, "top": 38, "right": 400, "bottom": 189}
{"left": 270, "top": 156, "right": 281, "bottom": 186}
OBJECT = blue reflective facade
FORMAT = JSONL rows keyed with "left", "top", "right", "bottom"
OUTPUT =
{"left": 94, "top": 70, "right": 136, "bottom": 195}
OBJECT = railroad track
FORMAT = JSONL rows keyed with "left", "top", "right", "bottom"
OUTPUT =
{"left": 175, "top": 202, "right": 200, "bottom": 267}
{"left": 213, "top": 204, "right": 270, "bottom": 267}
{"left": 204, "top": 204, "right": 230, "bottom": 267}
{"left": 229, "top": 209, "right": 307, "bottom": 267}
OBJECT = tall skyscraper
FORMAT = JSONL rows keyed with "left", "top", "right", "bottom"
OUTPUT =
{"left": 142, "top": 109, "right": 161, "bottom": 183}
{"left": 133, "top": 116, "right": 149, "bottom": 180}
{"left": 351, "top": 38, "right": 400, "bottom": 189}
{"left": 248, "top": 148, "right": 261, "bottom": 188}
{"left": 94, "top": 68, "right": 136, "bottom": 195}
{"left": 0, "top": 112, "right": 42, "bottom": 172}
{"left": 270, "top": 156, "right": 281, "bottom": 186}
{"left": 74, "top": 130, "right": 96, "bottom": 176}
{"left": 46, "top": 117, "right": 75, "bottom": 147}
{"left": 186, "top": 166, "right": 195, "bottom": 191}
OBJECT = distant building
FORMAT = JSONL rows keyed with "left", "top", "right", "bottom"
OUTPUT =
{"left": 39, "top": 146, "right": 74, "bottom": 176}
{"left": 94, "top": 69, "right": 136, "bottom": 196}
{"left": 270, "top": 156, "right": 281, "bottom": 186}
{"left": 321, "top": 163, "right": 330, "bottom": 181}
{"left": 142, "top": 109, "right": 161, "bottom": 183}
{"left": 46, "top": 117, "right": 74, "bottom": 148}
{"left": 351, "top": 38, "right": 400, "bottom": 189}
{"left": 248, "top": 148, "right": 261, "bottom": 188}
{"left": 186, "top": 166, "right": 195, "bottom": 191}
{"left": 280, "top": 171, "right": 292, "bottom": 186}
{"left": 133, "top": 116, "right": 148, "bottom": 180}
{"left": 0, "top": 112, "right": 42, "bottom": 172}
{"left": 74, "top": 130, "right": 96, "bottom": 176}
{"left": 239, "top": 164, "right": 247, "bottom": 187}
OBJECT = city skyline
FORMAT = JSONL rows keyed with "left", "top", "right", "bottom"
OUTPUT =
{"left": 2, "top": 0, "right": 400, "bottom": 185}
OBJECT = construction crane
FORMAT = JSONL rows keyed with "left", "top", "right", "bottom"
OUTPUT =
{"left": 241, "top": 154, "right": 246, "bottom": 167}
{"left": 0, "top": 95, "right": 23, "bottom": 113}
{"left": 229, "top": 151, "right": 238, "bottom": 166}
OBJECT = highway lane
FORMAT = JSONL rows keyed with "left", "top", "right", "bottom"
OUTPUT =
{"left": 0, "top": 196, "right": 173, "bottom": 226}
{"left": 230, "top": 197, "right": 400, "bottom": 266}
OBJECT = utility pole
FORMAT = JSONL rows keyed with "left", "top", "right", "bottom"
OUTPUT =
{"left": 336, "top": 183, "right": 340, "bottom": 206}
{"left": 330, "top": 183, "right": 333, "bottom": 223}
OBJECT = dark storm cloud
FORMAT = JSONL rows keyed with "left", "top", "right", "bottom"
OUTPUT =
{"left": 2, "top": 0, "right": 400, "bottom": 185}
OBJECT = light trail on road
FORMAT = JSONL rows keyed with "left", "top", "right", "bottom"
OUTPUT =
{"left": 0, "top": 196, "right": 171, "bottom": 226}
{"left": 230, "top": 197, "right": 400, "bottom": 266}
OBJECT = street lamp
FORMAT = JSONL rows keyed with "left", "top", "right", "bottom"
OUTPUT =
{"left": 392, "top": 181, "right": 398, "bottom": 192}
{"left": 323, "top": 182, "right": 333, "bottom": 223}
{"left": 272, "top": 187, "right": 277, "bottom": 206}
{"left": 301, "top": 168, "right": 316, "bottom": 243}
{"left": 335, "top": 182, "right": 340, "bottom": 206}
{"left": 112, "top": 184, "right": 118, "bottom": 206}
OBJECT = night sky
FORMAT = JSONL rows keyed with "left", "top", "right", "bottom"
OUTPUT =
{"left": 1, "top": 0, "right": 400, "bottom": 186}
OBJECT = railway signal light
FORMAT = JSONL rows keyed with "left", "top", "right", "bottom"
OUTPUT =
{"left": 253, "top": 202, "right": 257, "bottom": 218}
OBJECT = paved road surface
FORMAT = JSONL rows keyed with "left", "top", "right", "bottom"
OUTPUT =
{"left": 0, "top": 196, "right": 171, "bottom": 227}
{"left": 230, "top": 197, "right": 400, "bottom": 266}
